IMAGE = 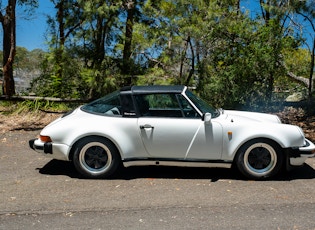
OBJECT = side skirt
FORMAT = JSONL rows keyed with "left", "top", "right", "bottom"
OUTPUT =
{"left": 122, "top": 158, "right": 232, "bottom": 169}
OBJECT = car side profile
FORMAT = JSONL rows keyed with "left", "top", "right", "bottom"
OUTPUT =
{"left": 29, "top": 85, "right": 315, "bottom": 179}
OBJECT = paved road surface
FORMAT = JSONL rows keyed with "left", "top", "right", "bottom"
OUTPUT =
{"left": 1, "top": 131, "right": 315, "bottom": 229}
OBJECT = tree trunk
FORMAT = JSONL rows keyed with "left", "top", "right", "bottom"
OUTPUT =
{"left": 179, "top": 36, "right": 189, "bottom": 83}
{"left": 295, "top": 10, "right": 315, "bottom": 99}
{"left": 56, "top": 1, "right": 65, "bottom": 82}
{"left": 1, "top": 0, "right": 16, "bottom": 97}
{"left": 122, "top": 0, "right": 135, "bottom": 85}
{"left": 309, "top": 38, "right": 315, "bottom": 99}
{"left": 185, "top": 36, "right": 195, "bottom": 86}
{"left": 93, "top": 15, "right": 106, "bottom": 69}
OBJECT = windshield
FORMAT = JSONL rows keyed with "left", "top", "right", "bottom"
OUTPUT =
{"left": 185, "top": 90, "right": 220, "bottom": 118}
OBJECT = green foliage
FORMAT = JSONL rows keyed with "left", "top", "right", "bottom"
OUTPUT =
{"left": 0, "top": 100, "right": 73, "bottom": 115}
{"left": 136, "top": 67, "right": 176, "bottom": 85}
{"left": 14, "top": 100, "right": 52, "bottom": 113}
{"left": 24, "top": 0, "right": 314, "bottom": 109}
{"left": 272, "top": 48, "right": 311, "bottom": 97}
{"left": 80, "top": 65, "right": 118, "bottom": 99}
{"left": 284, "top": 48, "right": 311, "bottom": 77}
{"left": 194, "top": 1, "right": 299, "bottom": 108}
{"left": 14, "top": 47, "right": 45, "bottom": 71}
{"left": 31, "top": 47, "right": 84, "bottom": 99}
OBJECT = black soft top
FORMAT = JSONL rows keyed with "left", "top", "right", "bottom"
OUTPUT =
{"left": 120, "top": 85, "right": 185, "bottom": 94}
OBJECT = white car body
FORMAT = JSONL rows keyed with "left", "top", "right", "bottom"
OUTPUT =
{"left": 29, "top": 85, "right": 315, "bottom": 179}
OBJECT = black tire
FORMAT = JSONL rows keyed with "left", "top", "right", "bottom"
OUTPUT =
{"left": 73, "top": 137, "right": 120, "bottom": 179}
{"left": 235, "top": 139, "right": 283, "bottom": 180}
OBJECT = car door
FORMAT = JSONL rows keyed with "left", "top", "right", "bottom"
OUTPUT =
{"left": 136, "top": 93, "right": 223, "bottom": 160}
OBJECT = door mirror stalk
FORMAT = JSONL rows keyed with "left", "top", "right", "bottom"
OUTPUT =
{"left": 204, "top": 113, "right": 212, "bottom": 124}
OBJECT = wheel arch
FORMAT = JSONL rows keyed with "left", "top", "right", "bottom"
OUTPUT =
{"left": 225, "top": 124, "right": 304, "bottom": 162}
{"left": 232, "top": 137, "right": 284, "bottom": 164}
{"left": 232, "top": 137, "right": 286, "bottom": 179}
{"left": 68, "top": 135, "right": 122, "bottom": 162}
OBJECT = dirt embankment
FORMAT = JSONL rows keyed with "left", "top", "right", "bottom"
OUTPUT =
{"left": 275, "top": 107, "right": 315, "bottom": 143}
{"left": 0, "top": 111, "right": 61, "bottom": 134}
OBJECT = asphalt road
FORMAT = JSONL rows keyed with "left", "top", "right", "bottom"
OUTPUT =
{"left": 1, "top": 130, "right": 315, "bottom": 230}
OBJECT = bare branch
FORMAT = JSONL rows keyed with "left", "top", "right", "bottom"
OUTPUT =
{"left": 286, "top": 71, "right": 314, "bottom": 92}
{"left": 0, "top": 11, "right": 4, "bottom": 23}
{"left": 296, "top": 11, "right": 315, "bottom": 32}
{"left": 287, "top": 71, "right": 309, "bottom": 86}
{"left": 140, "top": 51, "right": 165, "bottom": 68}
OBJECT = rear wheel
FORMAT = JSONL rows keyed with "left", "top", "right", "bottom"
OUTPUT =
{"left": 73, "top": 137, "right": 120, "bottom": 179}
{"left": 235, "top": 139, "right": 283, "bottom": 180}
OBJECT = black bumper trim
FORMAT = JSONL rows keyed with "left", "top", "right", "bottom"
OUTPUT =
{"left": 44, "top": 142, "right": 53, "bottom": 154}
{"left": 286, "top": 148, "right": 314, "bottom": 158}
{"left": 29, "top": 139, "right": 36, "bottom": 150}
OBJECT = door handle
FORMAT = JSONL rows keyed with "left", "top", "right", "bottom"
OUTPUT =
{"left": 140, "top": 124, "right": 154, "bottom": 129}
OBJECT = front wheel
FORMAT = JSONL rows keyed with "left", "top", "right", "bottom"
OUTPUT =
{"left": 235, "top": 139, "right": 283, "bottom": 180}
{"left": 73, "top": 137, "right": 120, "bottom": 179}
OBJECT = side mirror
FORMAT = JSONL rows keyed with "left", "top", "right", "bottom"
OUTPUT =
{"left": 203, "top": 112, "right": 212, "bottom": 124}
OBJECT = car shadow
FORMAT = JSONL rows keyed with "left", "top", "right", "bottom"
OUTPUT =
{"left": 38, "top": 159, "right": 315, "bottom": 181}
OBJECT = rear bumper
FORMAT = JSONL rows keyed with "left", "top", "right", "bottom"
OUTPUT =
{"left": 29, "top": 139, "right": 70, "bottom": 161}
{"left": 29, "top": 139, "right": 52, "bottom": 154}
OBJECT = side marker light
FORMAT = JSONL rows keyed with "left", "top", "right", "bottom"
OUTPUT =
{"left": 40, "top": 135, "right": 52, "bottom": 143}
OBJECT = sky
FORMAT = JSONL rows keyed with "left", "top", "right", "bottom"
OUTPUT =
{"left": 16, "top": 1, "right": 55, "bottom": 51}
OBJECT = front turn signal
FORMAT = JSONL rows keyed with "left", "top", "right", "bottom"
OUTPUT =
{"left": 40, "top": 135, "right": 52, "bottom": 143}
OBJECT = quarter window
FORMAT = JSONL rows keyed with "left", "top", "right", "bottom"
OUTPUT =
{"left": 81, "top": 91, "right": 122, "bottom": 116}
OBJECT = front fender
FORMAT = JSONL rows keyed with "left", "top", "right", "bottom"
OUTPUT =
{"left": 222, "top": 123, "right": 305, "bottom": 160}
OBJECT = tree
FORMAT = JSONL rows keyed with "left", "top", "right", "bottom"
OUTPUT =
{"left": 258, "top": 0, "right": 315, "bottom": 99}
{"left": 37, "top": 0, "right": 122, "bottom": 99}
{"left": 295, "top": 1, "right": 315, "bottom": 98}
{"left": 132, "top": 0, "right": 206, "bottom": 85}
{"left": 42, "top": 0, "right": 83, "bottom": 98}
{"left": 28, "top": 0, "right": 313, "bottom": 108}
{"left": 0, "top": 0, "right": 38, "bottom": 97}
{"left": 0, "top": 0, "right": 17, "bottom": 97}
{"left": 79, "top": 0, "right": 121, "bottom": 98}
{"left": 121, "top": 0, "right": 136, "bottom": 82}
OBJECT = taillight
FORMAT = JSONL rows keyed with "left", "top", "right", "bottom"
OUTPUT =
{"left": 40, "top": 135, "right": 52, "bottom": 143}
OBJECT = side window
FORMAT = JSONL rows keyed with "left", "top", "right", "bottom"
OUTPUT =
{"left": 147, "top": 94, "right": 179, "bottom": 109}
{"left": 135, "top": 94, "right": 183, "bottom": 117}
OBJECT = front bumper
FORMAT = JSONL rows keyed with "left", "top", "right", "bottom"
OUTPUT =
{"left": 29, "top": 139, "right": 70, "bottom": 161}
{"left": 288, "top": 139, "right": 315, "bottom": 167}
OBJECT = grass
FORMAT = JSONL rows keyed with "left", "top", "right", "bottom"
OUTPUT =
{"left": 0, "top": 100, "right": 79, "bottom": 115}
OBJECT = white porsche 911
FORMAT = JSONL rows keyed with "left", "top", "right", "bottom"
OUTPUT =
{"left": 29, "top": 85, "right": 315, "bottom": 179}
